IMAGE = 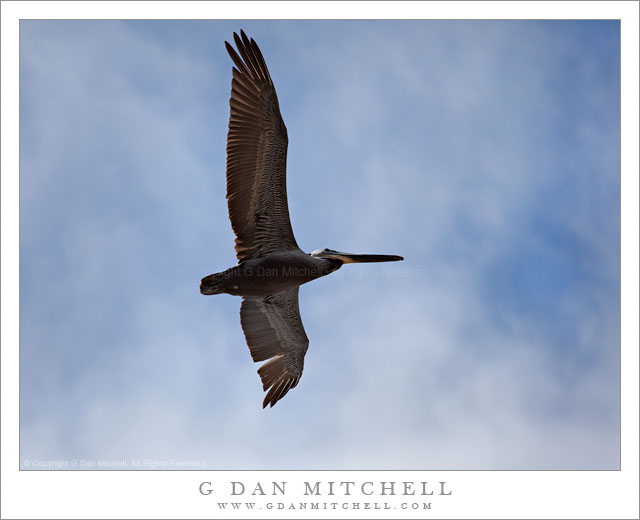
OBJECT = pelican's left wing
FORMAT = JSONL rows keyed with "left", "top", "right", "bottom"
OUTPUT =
{"left": 240, "top": 288, "right": 309, "bottom": 408}
{"left": 224, "top": 31, "right": 300, "bottom": 262}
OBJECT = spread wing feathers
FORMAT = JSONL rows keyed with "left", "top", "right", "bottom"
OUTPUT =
{"left": 240, "top": 288, "right": 309, "bottom": 408}
{"left": 225, "top": 30, "right": 300, "bottom": 262}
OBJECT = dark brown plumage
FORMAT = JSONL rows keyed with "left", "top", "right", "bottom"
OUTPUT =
{"left": 201, "top": 31, "right": 403, "bottom": 408}
{"left": 225, "top": 31, "right": 298, "bottom": 262}
{"left": 240, "top": 288, "right": 308, "bottom": 407}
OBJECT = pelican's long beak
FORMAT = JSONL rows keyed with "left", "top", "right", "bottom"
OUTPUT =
{"left": 311, "top": 248, "right": 403, "bottom": 263}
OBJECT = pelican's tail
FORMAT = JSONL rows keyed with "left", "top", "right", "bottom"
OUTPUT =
{"left": 200, "top": 272, "right": 226, "bottom": 295}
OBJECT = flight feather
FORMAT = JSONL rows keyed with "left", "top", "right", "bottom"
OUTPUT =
{"left": 225, "top": 31, "right": 300, "bottom": 262}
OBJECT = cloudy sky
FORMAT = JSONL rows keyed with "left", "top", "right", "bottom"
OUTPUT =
{"left": 20, "top": 20, "right": 620, "bottom": 470}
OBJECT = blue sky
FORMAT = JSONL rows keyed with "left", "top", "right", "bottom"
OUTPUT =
{"left": 19, "top": 20, "right": 620, "bottom": 469}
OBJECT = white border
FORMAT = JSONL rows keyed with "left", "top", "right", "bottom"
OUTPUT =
{"left": 2, "top": 2, "right": 638, "bottom": 519}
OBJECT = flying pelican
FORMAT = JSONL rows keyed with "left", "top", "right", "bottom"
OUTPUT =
{"left": 201, "top": 31, "right": 403, "bottom": 408}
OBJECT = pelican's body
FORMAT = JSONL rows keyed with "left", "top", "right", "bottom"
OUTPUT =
{"left": 201, "top": 251, "right": 341, "bottom": 297}
{"left": 201, "top": 31, "right": 403, "bottom": 408}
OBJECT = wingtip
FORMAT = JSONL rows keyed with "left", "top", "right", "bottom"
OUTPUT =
{"left": 262, "top": 396, "right": 275, "bottom": 409}
{"left": 233, "top": 31, "right": 243, "bottom": 49}
{"left": 227, "top": 31, "right": 241, "bottom": 47}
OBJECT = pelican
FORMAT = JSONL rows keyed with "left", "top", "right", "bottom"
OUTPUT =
{"left": 201, "top": 31, "right": 403, "bottom": 408}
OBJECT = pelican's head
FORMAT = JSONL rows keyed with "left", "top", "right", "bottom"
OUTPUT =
{"left": 310, "top": 248, "right": 404, "bottom": 264}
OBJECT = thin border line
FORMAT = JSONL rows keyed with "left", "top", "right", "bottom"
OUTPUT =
{"left": 17, "top": 18, "right": 623, "bottom": 473}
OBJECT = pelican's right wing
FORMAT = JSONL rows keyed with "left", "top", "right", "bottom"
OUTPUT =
{"left": 240, "top": 288, "right": 309, "bottom": 408}
{"left": 225, "top": 31, "right": 300, "bottom": 262}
